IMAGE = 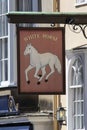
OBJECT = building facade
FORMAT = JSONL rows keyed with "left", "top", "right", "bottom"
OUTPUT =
{"left": 1, "top": 0, "right": 87, "bottom": 130}
{"left": 60, "top": 0, "right": 87, "bottom": 130}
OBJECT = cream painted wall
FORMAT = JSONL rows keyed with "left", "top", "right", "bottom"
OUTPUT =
{"left": 60, "top": 0, "right": 87, "bottom": 12}
{"left": 38, "top": 0, "right": 53, "bottom": 27}
{"left": 60, "top": 1, "right": 87, "bottom": 130}
{"left": 41, "top": 0, "right": 53, "bottom": 12}
{"left": 60, "top": 0, "right": 87, "bottom": 50}
{"left": 65, "top": 25, "right": 87, "bottom": 50}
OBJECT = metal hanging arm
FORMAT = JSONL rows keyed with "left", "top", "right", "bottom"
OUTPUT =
{"left": 68, "top": 24, "right": 87, "bottom": 39}
{"left": 6, "top": 11, "right": 87, "bottom": 39}
{"left": 65, "top": 17, "right": 87, "bottom": 39}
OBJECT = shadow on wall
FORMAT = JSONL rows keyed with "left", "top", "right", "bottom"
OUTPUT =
{"left": 11, "top": 88, "right": 38, "bottom": 113}
{"left": 39, "top": 98, "right": 53, "bottom": 111}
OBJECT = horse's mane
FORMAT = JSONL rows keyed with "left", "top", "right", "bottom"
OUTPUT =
{"left": 31, "top": 45, "right": 38, "bottom": 54}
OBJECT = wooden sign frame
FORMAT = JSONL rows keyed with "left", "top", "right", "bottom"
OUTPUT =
{"left": 17, "top": 27, "right": 65, "bottom": 94}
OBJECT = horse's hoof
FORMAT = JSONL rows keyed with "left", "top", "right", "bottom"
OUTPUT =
{"left": 45, "top": 79, "right": 48, "bottom": 82}
{"left": 27, "top": 80, "right": 30, "bottom": 84}
{"left": 37, "top": 81, "right": 40, "bottom": 85}
{"left": 38, "top": 74, "right": 42, "bottom": 77}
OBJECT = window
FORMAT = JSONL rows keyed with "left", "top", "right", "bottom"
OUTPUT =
{"left": 0, "top": 15, "right": 8, "bottom": 37}
{"left": 73, "top": 87, "right": 84, "bottom": 129}
{"left": 17, "top": 0, "right": 41, "bottom": 27}
{"left": 0, "top": 0, "right": 17, "bottom": 88}
{"left": 0, "top": 0, "right": 8, "bottom": 14}
{"left": 71, "top": 57, "right": 84, "bottom": 130}
{"left": 0, "top": 0, "right": 8, "bottom": 87}
{"left": 17, "top": 0, "right": 41, "bottom": 11}
{"left": 67, "top": 54, "right": 84, "bottom": 130}
{"left": 75, "top": 0, "right": 87, "bottom": 6}
{"left": 72, "top": 57, "right": 83, "bottom": 86}
{"left": 0, "top": 38, "right": 8, "bottom": 82}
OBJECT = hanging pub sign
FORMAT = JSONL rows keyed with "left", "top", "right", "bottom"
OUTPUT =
{"left": 17, "top": 27, "right": 65, "bottom": 94}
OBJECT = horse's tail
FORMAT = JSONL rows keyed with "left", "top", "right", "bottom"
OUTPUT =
{"left": 55, "top": 56, "right": 61, "bottom": 74}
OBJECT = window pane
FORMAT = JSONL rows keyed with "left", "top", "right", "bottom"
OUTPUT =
{"left": 81, "top": 88, "right": 83, "bottom": 100}
{"left": 0, "top": 40, "right": 2, "bottom": 60}
{"left": 32, "top": 0, "right": 38, "bottom": 11}
{"left": 1, "top": 60, "right": 8, "bottom": 81}
{"left": 2, "top": 15, "right": 8, "bottom": 36}
{"left": 0, "top": 1, "right": 2, "bottom": 14}
{"left": 18, "top": 0, "right": 32, "bottom": 11}
{"left": 74, "top": 116, "right": 77, "bottom": 129}
{"left": 2, "top": 0, "right": 8, "bottom": 14}
{"left": 0, "top": 39, "right": 8, "bottom": 59}
{"left": 0, "top": 61, "right": 2, "bottom": 82}
{"left": 17, "top": 0, "right": 41, "bottom": 27}
{"left": 4, "top": 60, "right": 8, "bottom": 81}
{"left": 72, "top": 58, "right": 83, "bottom": 85}
{"left": 0, "top": 38, "right": 8, "bottom": 82}
{"left": 1, "top": 61, "right": 3, "bottom": 81}
{"left": 0, "top": 0, "right": 8, "bottom": 83}
{"left": 0, "top": 16, "right": 8, "bottom": 37}
{"left": 74, "top": 88, "right": 77, "bottom": 100}
{"left": 4, "top": 39, "right": 8, "bottom": 58}
{"left": 0, "top": 16, "right": 2, "bottom": 36}
{"left": 81, "top": 102, "right": 84, "bottom": 114}
{"left": 74, "top": 102, "right": 76, "bottom": 114}
{"left": 0, "top": 0, "right": 8, "bottom": 14}
{"left": 81, "top": 116, "right": 84, "bottom": 129}
{"left": 77, "top": 102, "right": 81, "bottom": 114}
{"left": 76, "top": 0, "right": 87, "bottom": 3}
{"left": 77, "top": 116, "right": 80, "bottom": 129}
{"left": 73, "top": 87, "right": 84, "bottom": 129}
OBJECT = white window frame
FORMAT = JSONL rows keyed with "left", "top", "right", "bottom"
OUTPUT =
{"left": 0, "top": 0, "right": 17, "bottom": 88}
{"left": 7, "top": 0, "right": 17, "bottom": 87}
{"left": 66, "top": 52, "right": 85, "bottom": 130}
{"left": 75, "top": 0, "right": 87, "bottom": 6}
{"left": 72, "top": 87, "right": 84, "bottom": 130}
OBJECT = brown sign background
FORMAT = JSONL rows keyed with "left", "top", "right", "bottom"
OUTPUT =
{"left": 17, "top": 27, "right": 65, "bottom": 94}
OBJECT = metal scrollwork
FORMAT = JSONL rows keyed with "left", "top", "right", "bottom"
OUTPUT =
{"left": 68, "top": 24, "right": 87, "bottom": 39}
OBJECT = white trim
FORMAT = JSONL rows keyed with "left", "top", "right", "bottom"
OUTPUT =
{"left": 0, "top": 13, "right": 8, "bottom": 17}
{"left": 0, "top": 36, "right": 8, "bottom": 39}
{"left": 0, "top": 81, "right": 17, "bottom": 88}
{"left": 0, "top": 0, "right": 17, "bottom": 88}
{"left": 8, "top": 23, "right": 17, "bottom": 85}
{"left": 70, "top": 85, "right": 83, "bottom": 88}
{"left": 75, "top": 0, "right": 87, "bottom": 6}
{"left": 75, "top": 2, "right": 87, "bottom": 7}
{"left": 66, "top": 52, "right": 84, "bottom": 130}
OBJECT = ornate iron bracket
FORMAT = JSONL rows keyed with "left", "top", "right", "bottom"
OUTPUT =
{"left": 68, "top": 24, "right": 87, "bottom": 39}
{"left": 65, "top": 18, "right": 87, "bottom": 39}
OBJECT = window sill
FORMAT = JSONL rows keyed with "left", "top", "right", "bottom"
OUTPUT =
{"left": 75, "top": 2, "right": 87, "bottom": 7}
{"left": 0, "top": 81, "right": 17, "bottom": 88}
{"left": 70, "top": 84, "right": 83, "bottom": 88}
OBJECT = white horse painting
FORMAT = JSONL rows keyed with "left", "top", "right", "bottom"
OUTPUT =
{"left": 24, "top": 44, "right": 62, "bottom": 84}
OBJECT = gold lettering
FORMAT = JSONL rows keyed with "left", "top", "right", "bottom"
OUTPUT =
{"left": 42, "top": 34, "right": 57, "bottom": 41}
{"left": 24, "top": 34, "right": 40, "bottom": 41}
{"left": 24, "top": 33, "right": 58, "bottom": 42}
